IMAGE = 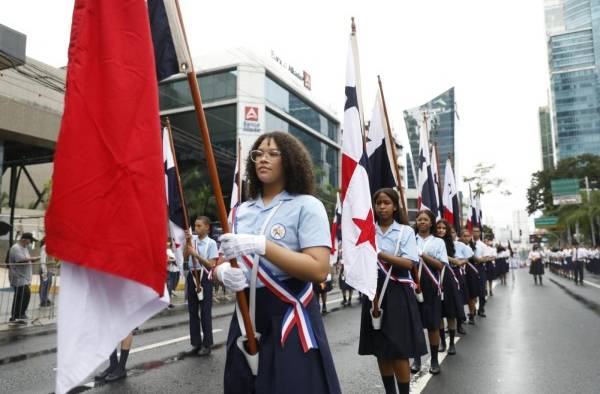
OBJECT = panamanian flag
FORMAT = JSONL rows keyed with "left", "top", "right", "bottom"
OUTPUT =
{"left": 442, "top": 158, "right": 460, "bottom": 233}
{"left": 417, "top": 125, "right": 439, "bottom": 214}
{"left": 340, "top": 26, "right": 378, "bottom": 300}
{"left": 45, "top": 1, "right": 193, "bottom": 392}
{"left": 163, "top": 127, "right": 186, "bottom": 276}
{"left": 467, "top": 185, "right": 478, "bottom": 230}
{"left": 366, "top": 89, "right": 397, "bottom": 194}
{"left": 430, "top": 144, "right": 443, "bottom": 219}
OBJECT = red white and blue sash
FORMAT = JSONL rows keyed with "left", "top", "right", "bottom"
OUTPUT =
{"left": 377, "top": 261, "right": 416, "bottom": 287}
{"left": 239, "top": 254, "right": 318, "bottom": 352}
{"left": 420, "top": 260, "right": 442, "bottom": 297}
{"left": 233, "top": 202, "right": 318, "bottom": 353}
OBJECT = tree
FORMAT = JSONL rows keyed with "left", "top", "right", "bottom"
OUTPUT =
{"left": 313, "top": 165, "right": 337, "bottom": 220}
{"left": 526, "top": 154, "right": 600, "bottom": 215}
{"left": 463, "top": 163, "right": 511, "bottom": 197}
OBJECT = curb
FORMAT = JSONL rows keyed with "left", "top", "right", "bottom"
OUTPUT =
{"left": 549, "top": 277, "right": 600, "bottom": 317}
{"left": 0, "top": 289, "right": 344, "bottom": 366}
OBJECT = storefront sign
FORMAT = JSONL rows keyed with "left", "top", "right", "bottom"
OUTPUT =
{"left": 271, "top": 50, "right": 312, "bottom": 90}
{"left": 243, "top": 106, "right": 260, "bottom": 132}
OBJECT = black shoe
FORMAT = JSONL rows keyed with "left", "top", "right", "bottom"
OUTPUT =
{"left": 410, "top": 360, "right": 421, "bottom": 374}
{"left": 457, "top": 325, "right": 467, "bottom": 335}
{"left": 198, "top": 347, "right": 211, "bottom": 356}
{"left": 104, "top": 366, "right": 127, "bottom": 382}
{"left": 468, "top": 316, "right": 475, "bottom": 325}
{"left": 429, "top": 363, "right": 441, "bottom": 375}
{"left": 438, "top": 341, "right": 447, "bottom": 353}
{"left": 184, "top": 347, "right": 201, "bottom": 357}
{"left": 478, "top": 310, "right": 486, "bottom": 318}
{"left": 447, "top": 344, "right": 456, "bottom": 355}
{"left": 94, "top": 364, "right": 116, "bottom": 381}
{"left": 321, "top": 308, "right": 329, "bottom": 315}
{"left": 341, "top": 299, "right": 347, "bottom": 306}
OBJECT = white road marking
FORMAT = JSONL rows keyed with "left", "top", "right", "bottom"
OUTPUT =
{"left": 582, "top": 280, "right": 600, "bottom": 289}
{"left": 412, "top": 280, "right": 498, "bottom": 393}
{"left": 412, "top": 337, "right": 462, "bottom": 394}
{"left": 130, "top": 329, "right": 223, "bottom": 354}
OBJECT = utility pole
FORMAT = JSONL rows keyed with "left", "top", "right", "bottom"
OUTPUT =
{"left": 585, "top": 176, "right": 596, "bottom": 246}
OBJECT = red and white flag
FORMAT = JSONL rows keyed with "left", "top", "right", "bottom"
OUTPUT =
{"left": 417, "top": 125, "right": 439, "bottom": 214}
{"left": 163, "top": 127, "right": 186, "bottom": 275}
{"left": 430, "top": 144, "right": 442, "bottom": 220}
{"left": 442, "top": 159, "right": 460, "bottom": 233}
{"left": 341, "top": 25, "right": 378, "bottom": 300}
{"left": 45, "top": 1, "right": 170, "bottom": 392}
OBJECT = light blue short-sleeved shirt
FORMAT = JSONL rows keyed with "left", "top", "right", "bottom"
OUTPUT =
{"left": 234, "top": 190, "right": 330, "bottom": 286}
{"left": 454, "top": 240, "right": 474, "bottom": 260}
{"left": 376, "top": 221, "right": 419, "bottom": 265}
{"left": 416, "top": 234, "right": 449, "bottom": 266}
{"left": 189, "top": 235, "right": 218, "bottom": 271}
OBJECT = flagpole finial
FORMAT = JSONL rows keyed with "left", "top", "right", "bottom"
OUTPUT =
{"left": 351, "top": 17, "right": 356, "bottom": 33}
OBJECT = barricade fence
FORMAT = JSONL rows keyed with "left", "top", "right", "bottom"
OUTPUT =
{"left": 0, "top": 261, "right": 59, "bottom": 326}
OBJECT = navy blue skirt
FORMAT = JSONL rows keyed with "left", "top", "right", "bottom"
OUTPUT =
{"left": 224, "top": 279, "right": 341, "bottom": 394}
{"left": 417, "top": 265, "right": 442, "bottom": 330}
{"left": 529, "top": 260, "right": 544, "bottom": 275}
{"left": 485, "top": 261, "right": 496, "bottom": 281}
{"left": 359, "top": 271, "right": 428, "bottom": 359}
{"left": 338, "top": 273, "right": 354, "bottom": 291}
{"left": 441, "top": 268, "right": 466, "bottom": 322}
{"left": 452, "top": 266, "right": 469, "bottom": 304}
{"left": 476, "top": 263, "right": 488, "bottom": 297}
{"left": 465, "top": 264, "right": 480, "bottom": 300}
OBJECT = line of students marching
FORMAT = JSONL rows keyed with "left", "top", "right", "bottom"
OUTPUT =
{"left": 148, "top": 132, "right": 513, "bottom": 393}
{"left": 356, "top": 188, "right": 514, "bottom": 394}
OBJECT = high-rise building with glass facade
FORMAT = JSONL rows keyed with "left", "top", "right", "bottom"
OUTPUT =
{"left": 544, "top": 0, "right": 600, "bottom": 161}
{"left": 158, "top": 49, "right": 340, "bottom": 218}
{"left": 403, "top": 88, "right": 456, "bottom": 187}
{"left": 539, "top": 106, "right": 555, "bottom": 170}
{"left": 402, "top": 87, "right": 456, "bottom": 221}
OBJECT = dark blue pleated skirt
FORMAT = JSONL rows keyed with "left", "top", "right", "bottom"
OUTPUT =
{"left": 359, "top": 271, "right": 428, "bottom": 359}
{"left": 224, "top": 279, "right": 341, "bottom": 394}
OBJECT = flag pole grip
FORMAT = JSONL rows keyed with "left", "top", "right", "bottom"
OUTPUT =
{"left": 185, "top": 71, "right": 258, "bottom": 356}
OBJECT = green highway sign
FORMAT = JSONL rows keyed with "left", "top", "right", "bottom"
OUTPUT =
{"left": 534, "top": 216, "right": 559, "bottom": 228}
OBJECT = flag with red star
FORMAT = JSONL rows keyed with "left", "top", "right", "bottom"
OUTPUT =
{"left": 340, "top": 24, "right": 378, "bottom": 300}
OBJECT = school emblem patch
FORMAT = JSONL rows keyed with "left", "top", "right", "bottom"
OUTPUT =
{"left": 270, "top": 223, "right": 286, "bottom": 240}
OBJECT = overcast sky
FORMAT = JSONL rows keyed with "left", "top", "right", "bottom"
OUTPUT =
{"left": 3, "top": 0, "right": 549, "bottom": 230}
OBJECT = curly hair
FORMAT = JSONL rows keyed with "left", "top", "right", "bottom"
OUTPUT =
{"left": 436, "top": 219, "right": 455, "bottom": 258}
{"left": 246, "top": 131, "right": 315, "bottom": 199}
{"left": 413, "top": 209, "right": 437, "bottom": 235}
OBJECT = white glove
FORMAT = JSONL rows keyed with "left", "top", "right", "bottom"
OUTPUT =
{"left": 218, "top": 233, "right": 266, "bottom": 260}
{"left": 215, "top": 263, "right": 248, "bottom": 292}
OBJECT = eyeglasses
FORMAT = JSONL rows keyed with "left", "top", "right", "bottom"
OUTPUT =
{"left": 249, "top": 149, "right": 282, "bottom": 163}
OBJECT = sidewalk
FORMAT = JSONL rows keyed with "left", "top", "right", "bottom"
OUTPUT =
{"left": 548, "top": 271, "right": 600, "bottom": 314}
{"left": 0, "top": 287, "right": 342, "bottom": 365}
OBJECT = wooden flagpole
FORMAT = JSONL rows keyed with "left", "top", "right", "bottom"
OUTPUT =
{"left": 165, "top": 118, "right": 201, "bottom": 292}
{"left": 377, "top": 76, "right": 408, "bottom": 224}
{"left": 165, "top": 117, "right": 190, "bottom": 232}
{"left": 174, "top": 0, "right": 258, "bottom": 355}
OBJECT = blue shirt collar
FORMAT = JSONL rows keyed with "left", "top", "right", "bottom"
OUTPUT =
{"left": 376, "top": 221, "right": 401, "bottom": 236}
{"left": 247, "top": 190, "right": 295, "bottom": 209}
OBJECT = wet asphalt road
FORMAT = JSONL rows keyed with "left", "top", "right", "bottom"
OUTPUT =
{"left": 1, "top": 268, "right": 599, "bottom": 393}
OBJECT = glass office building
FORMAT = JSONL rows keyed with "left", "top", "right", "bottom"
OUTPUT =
{"left": 403, "top": 87, "right": 456, "bottom": 187}
{"left": 539, "top": 106, "right": 555, "bottom": 171}
{"left": 158, "top": 50, "right": 340, "bottom": 218}
{"left": 544, "top": 0, "right": 600, "bottom": 161}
